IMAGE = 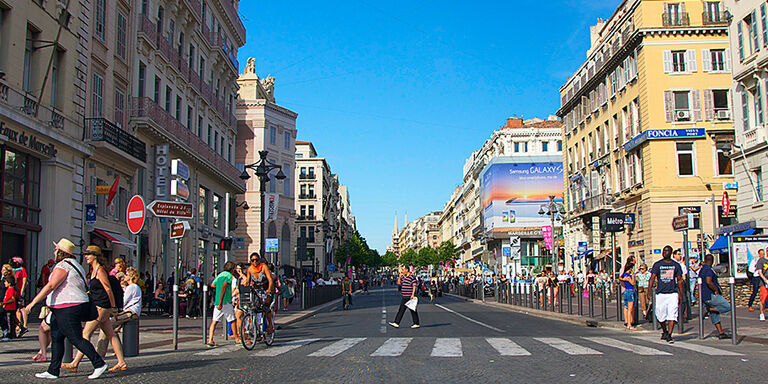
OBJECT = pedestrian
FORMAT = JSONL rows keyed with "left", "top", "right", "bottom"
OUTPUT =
{"left": 636, "top": 263, "right": 651, "bottom": 319}
{"left": 700, "top": 254, "right": 731, "bottom": 339}
{"left": 279, "top": 275, "right": 292, "bottom": 311}
{"left": 0, "top": 275, "right": 17, "bottom": 341}
{"left": 34, "top": 305, "right": 52, "bottom": 362}
{"left": 748, "top": 251, "right": 761, "bottom": 312}
{"left": 649, "top": 245, "right": 684, "bottom": 343}
{"left": 0, "top": 264, "right": 16, "bottom": 339}
{"left": 10, "top": 257, "right": 29, "bottom": 337}
{"left": 207, "top": 261, "right": 236, "bottom": 347}
{"left": 63, "top": 245, "right": 127, "bottom": 373}
{"left": 109, "top": 258, "right": 126, "bottom": 277}
{"left": 619, "top": 258, "right": 637, "bottom": 330}
{"left": 389, "top": 267, "right": 419, "bottom": 328}
{"left": 96, "top": 267, "right": 141, "bottom": 358}
{"left": 689, "top": 255, "right": 701, "bottom": 304}
{"left": 184, "top": 269, "right": 202, "bottom": 319}
{"left": 755, "top": 249, "right": 768, "bottom": 322}
{"left": 21, "top": 238, "right": 109, "bottom": 379}
{"left": 38, "top": 259, "right": 55, "bottom": 290}
{"left": 341, "top": 276, "right": 353, "bottom": 309}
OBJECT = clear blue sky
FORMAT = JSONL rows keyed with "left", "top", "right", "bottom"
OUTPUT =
{"left": 238, "top": 1, "right": 618, "bottom": 253}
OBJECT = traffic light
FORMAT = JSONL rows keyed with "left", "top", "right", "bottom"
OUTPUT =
{"left": 220, "top": 237, "right": 233, "bottom": 251}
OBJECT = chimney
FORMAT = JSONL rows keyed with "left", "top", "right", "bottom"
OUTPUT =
{"left": 504, "top": 115, "right": 524, "bottom": 129}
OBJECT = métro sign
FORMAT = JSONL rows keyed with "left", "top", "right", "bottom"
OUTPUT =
{"left": 126, "top": 196, "right": 146, "bottom": 235}
{"left": 672, "top": 214, "right": 695, "bottom": 232}
{"left": 147, "top": 200, "right": 194, "bottom": 219}
{"left": 600, "top": 212, "right": 625, "bottom": 233}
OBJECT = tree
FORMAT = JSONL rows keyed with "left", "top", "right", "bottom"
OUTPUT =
{"left": 382, "top": 251, "right": 399, "bottom": 267}
{"left": 398, "top": 248, "right": 418, "bottom": 267}
{"left": 435, "top": 241, "right": 460, "bottom": 266}
{"left": 334, "top": 231, "right": 381, "bottom": 268}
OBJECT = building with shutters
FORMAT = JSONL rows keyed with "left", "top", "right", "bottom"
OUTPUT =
{"left": 726, "top": 0, "right": 768, "bottom": 236}
{"left": 557, "top": 0, "right": 736, "bottom": 273}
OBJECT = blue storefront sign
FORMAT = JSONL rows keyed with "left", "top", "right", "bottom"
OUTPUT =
{"left": 624, "top": 128, "right": 706, "bottom": 151}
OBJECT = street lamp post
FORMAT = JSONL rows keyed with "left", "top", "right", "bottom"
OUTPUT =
{"left": 538, "top": 195, "right": 566, "bottom": 271}
{"left": 239, "top": 150, "right": 286, "bottom": 263}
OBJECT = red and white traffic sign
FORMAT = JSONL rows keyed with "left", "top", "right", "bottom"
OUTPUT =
{"left": 126, "top": 195, "right": 146, "bottom": 234}
{"left": 170, "top": 221, "right": 190, "bottom": 239}
{"left": 723, "top": 191, "right": 731, "bottom": 215}
{"left": 147, "top": 200, "right": 194, "bottom": 219}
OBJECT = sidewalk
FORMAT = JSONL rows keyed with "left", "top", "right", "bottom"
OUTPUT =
{"left": 449, "top": 289, "right": 768, "bottom": 345}
{"left": 0, "top": 294, "right": 345, "bottom": 369}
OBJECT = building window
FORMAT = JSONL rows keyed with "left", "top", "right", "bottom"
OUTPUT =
{"left": 738, "top": 22, "right": 745, "bottom": 62}
{"left": 308, "top": 184, "right": 315, "bottom": 198}
{"left": 51, "top": 49, "right": 62, "bottom": 108}
{"left": 673, "top": 91, "right": 690, "bottom": 113}
{"left": 308, "top": 166, "right": 315, "bottom": 177}
{"left": 116, "top": 11, "right": 127, "bottom": 59}
{"left": 23, "top": 27, "right": 38, "bottom": 92}
{"left": 743, "top": 91, "right": 751, "bottom": 130}
{"left": 187, "top": 107, "right": 192, "bottom": 129}
{"left": 712, "top": 90, "right": 729, "bottom": 114}
{"left": 95, "top": 0, "right": 105, "bottom": 40}
{"left": 710, "top": 49, "right": 726, "bottom": 71}
{"left": 308, "top": 205, "right": 315, "bottom": 218}
{"left": 755, "top": 168, "right": 764, "bottom": 201}
{"left": 165, "top": 86, "right": 171, "bottom": 111}
{"left": 175, "top": 96, "right": 182, "bottom": 120}
{"left": 756, "top": 82, "right": 765, "bottom": 126}
{"left": 199, "top": 186, "right": 209, "bottom": 225}
{"left": 300, "top": 205, "right": 306, "bottom": 217}
{"left": 676, "top": 142, "right": 695, "bottom": 177}
{"left": 153, "top": 76, "right": 161, "bottom": 103}
{"left": 557, "top": 140, "right": 562, "bottom": 152}
{"left": 672, "top": 50, "right": 686, "bottom": 72}
{"left": 114, "top": 88, "right": 125, "bottom": 127}
{"left": 157, "top": 6, "right": 164, "bottom": 35}
{"left": 91, "top": 72, "right": 104, "bottom": 118}
{"left": 270, "top": 126, "right": 276, "bottom": 145}
{"left": 308, "top": 227, "right": 315, "bottom": 243}
{"left": 283, "top": 164, "right": 291, "bottom": 196}
{"left": 1, "top": 148, "right": 41, "bottom": 225}
{"left": 762, "top": 4, "right": 768, "bottom": 48}
{"left": 197, "top": 116, "right": 203, "bottom": 138}
{"left": 715, "top": 144, "right": 733, "bottom": 176}
{"left": 284, "top": 132, "right": 291, "bottom": 149}
{"left": 212, "top": 194, "right": 221, "bottom": 229}
{"left": 542, "top": 141, "right": 549, "bottom": 152}
{"left": 746, "top": 11, "right": 759, "bottom": 55}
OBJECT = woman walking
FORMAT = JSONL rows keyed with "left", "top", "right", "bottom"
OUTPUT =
{"left": 96, "top": 267, "right": 141, "bottom": 357}
{"left": 619, "top": 258, "right": 638, "bottom": 330}
{"left": 22, "top": 238, "right": 108, "bottom": 379}
{"left": 63, "top": 245, "right": 127, "bottom": 372}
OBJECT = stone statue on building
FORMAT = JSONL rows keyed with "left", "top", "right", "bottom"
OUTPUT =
{"left": 260, "top": 76, "right": 275, "bottom": 97}
{"left": 245, "top": 58, "right": 256, "bottom": 74}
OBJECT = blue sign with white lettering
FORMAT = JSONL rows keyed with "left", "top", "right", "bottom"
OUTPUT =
{"left": 502, "top": 246, "right": 511, "bottom": 257}
{"left": 724, "top": 182, "right": 738, "bottom": 190}
{"left": 653, "top": 249, "right": 662, "bottom": 254}
{"left": 624, "top": 128, "right": 706, "bottom": 151}
{"left": 85, "top": 204, "right": 96, "bottom": 225}
{"left": 577, "top": 242, "right": 587, "bottom": 253}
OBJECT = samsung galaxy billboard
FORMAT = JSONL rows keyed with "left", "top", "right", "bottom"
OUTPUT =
{"left": 481, "top": 158, "right": 563, "bottom": 231}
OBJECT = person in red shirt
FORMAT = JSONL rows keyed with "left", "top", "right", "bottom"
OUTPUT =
{"left": 1, "top": 275, "right": 17, "bottom": 341}
{"left": 10, "top": 257, "right": 28, "bottom": 337}
{"left": 39, "top": 259, "right": 54, "bottom": 288}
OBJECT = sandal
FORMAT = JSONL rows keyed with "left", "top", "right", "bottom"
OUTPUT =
{"left": 108, "top": 364, "right": 127, "bottom": 372}
{"left": 206, "top": 341, "right": 216, "bottom": 348}
{"left": 32, "top": 353, "right": 42, "bottom": 361}
{"left": 61, "top": 363, "right": 78, "bottom": 373}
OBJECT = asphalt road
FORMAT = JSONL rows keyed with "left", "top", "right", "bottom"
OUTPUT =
{"left": 5, "top": 286, "right": 765, "bottom": 383}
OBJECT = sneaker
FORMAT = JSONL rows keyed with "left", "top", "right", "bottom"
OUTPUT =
{"left": 718, "top": 333, "right": 731, "bottom": 340}
{"left": 760, "top": 314, "right": 765, "bottom": 322}
{"left": 388, "top": 322, "right": 399, "bottom": 328}
{"left": 0, "top": 337, "right": 10, "bottom": 342}
{"left": 665, "top": 334, "right": 675, "bottom": 344}
{"left": 35, "top": 372, "right": 58, "bottom": 379}
{"left": 18, "top": 327, "right": 28, "bottom": 338}
{"left": 660, "top": 331, "right": 668, "bottom": 340}
{"left": 88, "top": 364, "right": 109, "bottom": 379}
{"left": 411, "top": 324, "right": 420, "bottom": 329}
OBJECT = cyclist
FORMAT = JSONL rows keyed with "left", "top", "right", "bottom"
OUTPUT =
{"left": 341, "top": 277, "right": 353, "bottom": 309}
{"left": 245, "top": 252, "right": 275, "bottom": 334}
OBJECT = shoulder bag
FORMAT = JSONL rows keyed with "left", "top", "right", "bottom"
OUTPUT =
{"left": 64, "top": 260, "right": 99, "bottom": 322}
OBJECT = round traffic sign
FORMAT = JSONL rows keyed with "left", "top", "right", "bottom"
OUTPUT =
{"left": 127, "top": 195, "right": 146, "bottom": 235}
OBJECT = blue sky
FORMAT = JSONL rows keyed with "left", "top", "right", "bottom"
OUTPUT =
{"left": 238, "top": 0, "right": 619, "bottom": 253}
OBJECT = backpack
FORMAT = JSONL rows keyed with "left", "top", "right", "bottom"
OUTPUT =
{"left": 185, "top": 278, "right": 196, "bottom": 294}
{"left": 108, "top": 275, "right": 123, "bottom": 310}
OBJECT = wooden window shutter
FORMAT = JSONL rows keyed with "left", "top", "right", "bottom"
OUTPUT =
{"left": 703, "top": 89, "right": 715, "bottom": 121}
{"left": 686, "top": 50, "right": 697, "bottom": 72}
{"left": 692, "top": 90, "right": 703, "bottom": 122}
{"left": 701, "top": 49, "right": 711, "bottom": 72}
{"left": 725, "top": 48, "right": 732, "bottom": 71}
{"left": 664, "top": 91, "right": 674, "bottom": 122}
{"left": 663, "top": 50, "right": 673, "bottom": 73}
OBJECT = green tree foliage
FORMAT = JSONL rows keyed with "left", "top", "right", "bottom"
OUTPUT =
{"left": 381, "top": 251, "right": 399, "bottom": 267}
{"left": 334, "top": 231, "right": 382, "bottom": 267}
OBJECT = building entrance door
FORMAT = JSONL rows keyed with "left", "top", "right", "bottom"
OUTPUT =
{"left": 1, "top": 231, "right": 26, "bottom": 266}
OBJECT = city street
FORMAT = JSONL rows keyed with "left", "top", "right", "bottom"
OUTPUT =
{"left": 2, "top": 286, "right": 764, "bottom": 383}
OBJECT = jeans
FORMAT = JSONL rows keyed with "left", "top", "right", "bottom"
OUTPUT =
{"left": 688, "top": 279, "right": 697, "bottom": 303}
{"left": 0, "top": 308, "right": 16, "bottom": 338}
{"left": 394, "top": 297, "right": 419, "bottom": 325}
{"left": 49, "top": 303, "right": 106, "bottom": 376}
{"left": 748, "top": 276, "right": 760, "bottom": 307}
{"left": 704, "top": 294, "right": 732, "bottom": 325}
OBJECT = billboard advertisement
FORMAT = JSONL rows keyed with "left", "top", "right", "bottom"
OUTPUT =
{"left": 481, "top": 160, "right": 563, "bottom": 232}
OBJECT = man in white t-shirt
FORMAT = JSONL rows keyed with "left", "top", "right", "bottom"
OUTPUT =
{"left": 673, "top": 249, "right": 690, "bottom": 319}
{"left": 316, "top": 277, "right": 326, "bottom": 286}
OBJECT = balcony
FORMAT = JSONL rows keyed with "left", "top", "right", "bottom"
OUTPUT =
{"left": 156, "top": 34, "right": 179, "bottom": 68}
{"left": 0, "top": 79, "right": 79, "bottom": 137}
{"left": 744, "top": 127, "right": 768, "bottom": 149}
{"left": 84, "top": 118, "right": 146, "bottom": 163}
{"left": 131, "top": 97, "right": 244, "bottom": 191}
{"left": 663, "top": 12, "right": 689, "bottom": 27}
{"left": 299, "top": 173, "right": 316, "bottom": 180}
{"left": 574, "top": 193, "right": 613, "bottom": 216}
{"left": 137, "top": 14, "right": 157, "bottom": 47}
{"left": 297, "top": 215, "right": 316, "bottom": 221}
{"left": 299, "top": 194, "right": 317, "bottom": 200}
{"left": 702, "top": 11, "right": 726, "bottom": 25}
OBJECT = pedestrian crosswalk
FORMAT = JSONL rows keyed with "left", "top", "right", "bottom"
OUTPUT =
{"left": 195, "top": 336, "right": 743, "bottom": 359}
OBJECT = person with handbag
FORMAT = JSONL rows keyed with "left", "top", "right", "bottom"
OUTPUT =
{"left": 63, "top": 245, "right": 127, "bottom": 373}
{"left": 22, "top": 238, "right": 108, "bottom": 379}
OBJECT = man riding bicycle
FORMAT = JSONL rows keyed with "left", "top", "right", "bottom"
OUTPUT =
{"left": 245, "top": 252, "right": 275, "bottom": 334}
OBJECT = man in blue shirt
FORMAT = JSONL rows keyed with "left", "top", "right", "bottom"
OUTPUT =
{"left": 700, "top": 254, "right": 731, "bottom": 339}
{"left": 649, "top": 245, "right": 684, "bottom": 343}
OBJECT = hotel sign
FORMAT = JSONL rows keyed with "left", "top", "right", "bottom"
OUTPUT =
{"left": 0, "top": 120, "right": 58, "bottom": 157}
{"left": 623, "top": 128, "right": 705, "bottom": 151}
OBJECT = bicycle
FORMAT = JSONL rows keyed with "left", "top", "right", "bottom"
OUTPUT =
{"left": 240, "top": 287, "right": 275, "bottom": 350}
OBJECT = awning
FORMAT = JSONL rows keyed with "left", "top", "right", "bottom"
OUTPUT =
{"left": 93, "top": 229, "right": 137, "bottom": 250}
{"left": 709, "top": 229, "right": 757, "bottom": 253}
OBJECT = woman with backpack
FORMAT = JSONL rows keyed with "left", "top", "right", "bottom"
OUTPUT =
{"left": 62, "top": 245, "right": 128, "bottom": 373}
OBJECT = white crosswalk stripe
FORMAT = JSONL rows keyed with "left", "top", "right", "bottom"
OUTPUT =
{"left": 633, "top": 336, "right": 743, "bottom": 356}
{"left": 583, "top": 337, "right": 671, "bottom": 355}
{"left": 252, "top": 338, "right": 320, "bottom": 357}
{"left": 371, "top": 338, "right": 413, "bottom": 357}
{"left": 485, "top": 338, "right": 531, "bottom": 356}
{"left": 534, "top": 337, "right": 602, "bottom": 355}
{"left": 309, "top": 338, "right": 367, "bottom": 357}
{"left": 431, "top": 338, "right": 462, "bottom": 357}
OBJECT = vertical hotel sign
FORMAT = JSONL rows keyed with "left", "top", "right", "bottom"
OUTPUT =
{"left": 155, "top": 144, "right": 169, "bottom": 199}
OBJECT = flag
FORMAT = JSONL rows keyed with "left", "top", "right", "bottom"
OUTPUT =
{"left": 106, "top": 175, "right": 119, "bottom": 207}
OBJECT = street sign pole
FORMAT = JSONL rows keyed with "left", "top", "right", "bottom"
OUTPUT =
{"left": 680, "top": 229, "right": 689, "bottom": 333}
{"left": 728, "top": 235, "right": 737, "bottom": 345}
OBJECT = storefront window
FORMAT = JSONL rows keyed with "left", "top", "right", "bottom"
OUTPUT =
{"left": 212, "top": 194, "right": 221, "bottom": 228}
{"left": 1, "top": 147, "right": 41, "bottom": 226}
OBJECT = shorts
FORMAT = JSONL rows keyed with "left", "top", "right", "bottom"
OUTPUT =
{"left": 213, "top": 303, "right": 235, "bottom": 323}
{"left": 760, "top": 286, "right": 768, "bottom": 307}
{"left": 622, "top": 290, "right": 636, "bottom": 307}
{"left": 655, "top": 293, "right": 679, "bottom": 322}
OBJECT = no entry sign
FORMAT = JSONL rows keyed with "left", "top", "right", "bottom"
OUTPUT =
{"left": 126, "top": 195, "right": 146, "bottom": 234}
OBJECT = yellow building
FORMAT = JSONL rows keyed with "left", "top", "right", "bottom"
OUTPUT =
{"left": 558, "top": 0, "right": 736, "bottom": 272}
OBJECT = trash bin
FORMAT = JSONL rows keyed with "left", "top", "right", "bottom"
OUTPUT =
{"left": 123, "top": 318, "right": 140, "bottom": 357}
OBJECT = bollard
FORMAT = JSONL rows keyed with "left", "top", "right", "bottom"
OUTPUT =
{"left": 173, "top": 284, "right": 179, "bottom": 350}
{"left": 697, "top": 277, "right": 704, "bottom": 340}
{"left": 559, "top": 283, "right": 564, "bottom": 313}
{"left": 678, "top": 290, "right": 684, "bottom": 334}
{"left": 550, "top": 285, "right": 555, "bottom": 312}
{"left": 568, "top": 283, "right": 573, "bottom": 315}
{"left": 578, "top": 284, "right": 583, "bottom": 316}
{"left": 652, "top": 292, "right": 659, "bottom": 330}
{"left": 589, "top": 285, "right": 594, "bottom": 318}
{"left": 123, "top": 317, "right": 140, "bottom": 357}
{"left": 729, "top": 276, "right": 737, "bottom": 345}
{"left": 616, "top": 280, "right": 622, "bottom": 323}
{"left": 63, "top": 339, "right": 73, "bottom": 363}
{"left": 202, "top": 285, "right": 208, "bottom": 344}
{"left": 601, "top": 285, "right": 607, "bottom": 320}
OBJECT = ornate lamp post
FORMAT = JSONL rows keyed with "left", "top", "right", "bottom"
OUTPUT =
{"left": 239, "top": 150, "right": 286, "bottom": 263}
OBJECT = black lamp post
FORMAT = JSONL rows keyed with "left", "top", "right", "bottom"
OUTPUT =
{"left": 538, "top": 195, "right": 566, "bottom": 269}
{"left": 239, "top": 150, "right": 286, "bottom": 264}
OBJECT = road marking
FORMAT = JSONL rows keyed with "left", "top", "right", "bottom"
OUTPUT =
{"left": 309, "top": 338, "right": 366, "bottom": 357}
{"left": 194, "top": 343, "right": 241, "bottom": 356}
{"left": 431, "top": 338, "right": 462, "bottom": 357}
{"left": 534, "top": 337, "right": 602, "bottom": 355}
{"left": 434, "top": 304, "right": 504, "bottom": 333}
{"left": 582, "top": 337, "right": 671, "bottom": 355}
{"left": 371, "top": 338, "right": 412, "bottom": 357}
{"left": 485, "top": 338, "right": 531, "bottom": 356}
{"left": 633, "top": 336, "right": 742, "bottom": 356}
{"left": 251, "top": 338, "right": 320, "bottom": 357}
